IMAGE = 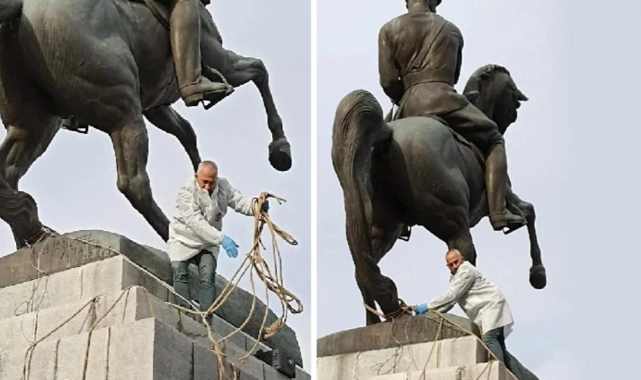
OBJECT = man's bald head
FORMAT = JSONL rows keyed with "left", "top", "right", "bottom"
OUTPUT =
{"left": 195, "top": 160, "right": 218, "bottom": 194}
{"left": 445, "top": 249, "right": 465, "bottom": 274}
{"left": 197, "top": 160, "right": 218, "bottom": 173}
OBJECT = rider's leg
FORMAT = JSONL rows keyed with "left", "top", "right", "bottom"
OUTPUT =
{"left": 441, "top": 104, "right": 526, "bottom": 232}
{"left": 169, "top": 0, "right": 231, "bottom": 107}
{"left": 486, "top": 140, "right": 526, "bottom": 231}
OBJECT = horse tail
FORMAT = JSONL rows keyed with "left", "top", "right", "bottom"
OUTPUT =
{"left": 0, "top": 0, "right": 22, "bottom": 24}
{"left": 331, "top": 89, "right": 398, "bottom": 316}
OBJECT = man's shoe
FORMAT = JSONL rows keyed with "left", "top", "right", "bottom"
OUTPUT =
{"left": 489, "top": 210, "right": 526, "bottom": 233}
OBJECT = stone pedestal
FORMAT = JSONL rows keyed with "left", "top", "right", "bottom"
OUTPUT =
{"left": 316, "top": 315, "right": 511, "bottom": 380}
{"left": 0, "top": 230, "right": 309, "bottom": 380}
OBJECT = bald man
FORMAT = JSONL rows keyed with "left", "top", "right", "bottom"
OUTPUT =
{"left": 166, "top": 160, "right": 269, "bottom": 324}
{"left": 414, "top": 249, "right": 537, "bottom": 379}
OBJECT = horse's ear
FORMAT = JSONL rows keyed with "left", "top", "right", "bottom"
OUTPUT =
{"left": 465, "top": 90, "right": 480, "bottom": 103}
{"left": 516, "top": 89, "right": 529, "bottom": 102}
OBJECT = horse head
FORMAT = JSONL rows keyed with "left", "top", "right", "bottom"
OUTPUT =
{"left": 463, "top": 64, "right": 529, "bottom": 135}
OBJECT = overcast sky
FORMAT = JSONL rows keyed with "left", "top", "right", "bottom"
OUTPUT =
{"left": 0, "top": 0, "right": 311, "bottom": 369}
{"left": 318, "top": 0, "right": 641, "bottom": 378}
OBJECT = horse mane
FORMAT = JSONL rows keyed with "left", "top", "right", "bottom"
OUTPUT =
{"left": 462, "top": 64, "right": 511, "bottom": 102}
{"left": 472, "top": 64, "right": 511, "bottom": 81}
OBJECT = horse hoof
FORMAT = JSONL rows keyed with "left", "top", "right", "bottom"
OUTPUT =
{"left": 269, "top": 138, "right": 292, "bottom": 172}
{"left": 529, "top": 265, "right": 547, "bottom": 289}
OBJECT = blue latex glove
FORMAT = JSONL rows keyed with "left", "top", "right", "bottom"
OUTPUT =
{"left": 415, "top": 303, "right": 429, "bottom": 315}
{"left": 261, "top": 200, "right": 270, "bottom": 213}
{"left": 221, "top": 235, "right": 239, "bottom": 258}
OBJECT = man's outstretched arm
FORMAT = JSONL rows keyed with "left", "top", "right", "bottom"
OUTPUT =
{"left": 427, "top": 266, "right": 476, "bottom": 312}
{"left": 414, "top": 265, "right": 477, "bottom": 315}
{"left": 222, "top": 179, "right": 259, "bottom": 217}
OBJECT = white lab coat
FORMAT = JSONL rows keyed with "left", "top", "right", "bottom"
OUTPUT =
{"left": 166, "top": 177, "right": 256, "bottom": 262}
{"left": 427, "top": 261, "right": 514, "bottom": 337}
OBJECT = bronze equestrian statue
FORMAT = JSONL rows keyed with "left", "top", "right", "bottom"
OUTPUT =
{"left": 332, "top": 0, "right": 546, "bottom": 325}
{"left": 0, "top": 0, "right": 292, "bottom": 247}
{"left": 379, "top": 0, "right": 526, "bottom": 233}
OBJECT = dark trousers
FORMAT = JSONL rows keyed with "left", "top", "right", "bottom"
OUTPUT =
{"left": 482, "top": 328, "right": 538, "bottom": 380}
{"left": 171, "top": 249, "right": 218, "bottom": 324}
{"left": 440, "top": 103, "right": 505, "bottom": 153}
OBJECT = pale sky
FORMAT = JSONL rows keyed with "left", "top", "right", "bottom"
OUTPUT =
{"left": 317, "top": 0, "right": 641, "bottom": 379}
{"left": 0, "top": 0, "right": 311, "bottom": 369}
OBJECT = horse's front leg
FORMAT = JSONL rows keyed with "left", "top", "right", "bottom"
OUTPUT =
{"left": 218, "top": 50, "right": 291, "bottom": 172}
{"left": 506, "top": 189, "right": 546, "bottom": 289}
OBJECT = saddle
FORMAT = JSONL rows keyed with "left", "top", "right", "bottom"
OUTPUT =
{"left": 446, "top": 123, "right": 486, "bottom": 169}
{"left": 387, "top": 104, "right": 486, "bottom": 169}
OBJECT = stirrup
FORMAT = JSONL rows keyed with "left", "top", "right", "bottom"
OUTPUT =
{"left": 61, "top": 118, "right": 89, "bottom": 134}
{"left": 398, "top": 224, "right": 412, "bottom": 242}
{"left": 179, "top": 79, "right": 233, "bottom": 109}
{"left": 489, "top": 212, "right": 527, "bottom": 235}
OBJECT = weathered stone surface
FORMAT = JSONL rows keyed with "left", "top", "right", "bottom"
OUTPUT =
{"left": 0, "top": 318, "right": 310, "bottom": 380}
{"left": 364, "top": 361, "right": 508, "bottom": 380}
{"left": 317, "top": 357, "right": 506, "bottom": 380}
{"left": 316, "top": 336, "right": 486, "bottom": 379}
{"left": 0, "top": 254, "right": 164, "bottom": 320}
{"left": 0, "top": 285, "right": 266, "bottom": 354}
{"left": 0, "top": 256, "right": 304, "bottom": 362}
{"left": 0, "top": 229, "right": 303, "bottom": 367}
{"left": 317, "top": 314, "right": 479, "bottom": 358}
{"left": 0, "top": 230, "right": 172, "bottom": 289}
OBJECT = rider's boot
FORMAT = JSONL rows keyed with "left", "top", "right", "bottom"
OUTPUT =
{"left": 170, "top": 0, "right": 233, "bottom": 107}
{"left": 485, "top": 144, "right": 526, "bottom": 232}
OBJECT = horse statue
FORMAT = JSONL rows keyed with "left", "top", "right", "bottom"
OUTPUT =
{"left": 331, "top": 64, "right": 546, "bottom": 326}
{"left": 0, "top": 0, "right": 292, "bottom": 248}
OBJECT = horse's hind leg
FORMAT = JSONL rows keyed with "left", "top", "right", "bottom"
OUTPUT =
{"left": 417, "top": 195, "right": 477, "bottom": 265}
{"left": 368, "top": 218, "right": 406, "bottom": 325}
{"left": 0, "top": 71, "right": 60, "bottom": 191}
{"left": 0, "top": 112, "right": 60, "bottom": 248}
{"left": 447, "top": 230, "right": 478, "bottom": 266}
{"left": 107, "top": 115, "right": 170, "bottom": 241}
{"left": 370, "top": 185, "right": 405, "bottom": 265}
{"left": 144, "top": 106, "right": 201, "bottom": 171}
{"left": 362, "top": 186, "right": 407, "bottom": 325}
{"left": 0, "top": 122, "right": 59, "bottom": 189}
{"left": 213, "top": 49, "right": 291, "bottom": 172}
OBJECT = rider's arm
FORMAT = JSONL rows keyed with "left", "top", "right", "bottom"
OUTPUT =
{"left": 453, "top": 26, "right": 464, "bottom": 85}
{"left": 378, "top": 24, "right": 403, "bottom": 105}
